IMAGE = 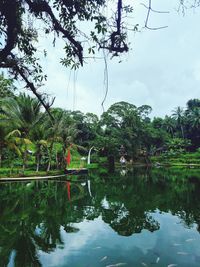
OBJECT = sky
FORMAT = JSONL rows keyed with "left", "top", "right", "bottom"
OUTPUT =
{"left": 25, "top": 0, "right": 200, "bottom": 118}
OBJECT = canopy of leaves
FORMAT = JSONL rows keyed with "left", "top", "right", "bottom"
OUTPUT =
{"left": 0, "top": 73, "right": 15, "bottom": 98}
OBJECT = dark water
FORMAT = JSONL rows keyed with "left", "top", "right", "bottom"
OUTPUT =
{"left": 1, "top": 167, "right": 200, "bottom": 267}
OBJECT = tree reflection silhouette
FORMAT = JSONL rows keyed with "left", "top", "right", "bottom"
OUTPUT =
{"left": 0, "top": 168, "right": 200, "bottom": 266}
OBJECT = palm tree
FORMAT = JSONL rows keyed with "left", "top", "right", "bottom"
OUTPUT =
{"left": 43, "top": 110, "right": 64, "bottom": 171}
{"left": 172, "top": 106, "right": 185, "bottom": 139}
{"left": 31, "top": 124, "right": 48, "bottom": 172}
{"left": 188, "top": 107, "right": 200, "bottom": 129}
{"left": 187, "top": 108, "right": 200, "bottom": 149}
{"left": 186, "top": 99, "right": 200, "bottom": 112}
{"left": 0, "top": 113, "right": 9, "bottom": 167}
{"left": 163, "top": 115, "right": 175, "bottom": 138}
{"left": 2, "top": 93, "right": 42, "bottom": 136}
{"left": 2, "top": 93, "right": 42, "bottom": 171}
{"left": 5, "top": 130, "right": 33, "bottom": 172}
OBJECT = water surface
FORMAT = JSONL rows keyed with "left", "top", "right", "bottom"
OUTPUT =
{"left": 1, "top": 167, "right": 200, "bottom": 267}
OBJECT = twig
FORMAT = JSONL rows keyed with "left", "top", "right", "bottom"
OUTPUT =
{"left": 101, "top": 50, "right": 108, "bottom": 113}
{"left": 142, "top": 0, "right": 169, "bottom": 30}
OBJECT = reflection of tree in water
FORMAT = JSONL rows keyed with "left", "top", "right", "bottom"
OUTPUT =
{"left": 0, "top": 168, "right": 200, "bottom": 265}
{"left": 102, "top": 205, "right": 160, "bottom": 236}
{"left": 91, "top": 167, "right": 200, "bottom": 235}
{"left": 0, "top": 181, "right": 87, "bottom": 266}
{"left": 100, "top": 183, "right": 161, "bottom": 236}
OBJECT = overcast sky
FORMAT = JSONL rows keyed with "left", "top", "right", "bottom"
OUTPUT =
{"left": 30, "top": 0, "right": 200, "bottom": 118}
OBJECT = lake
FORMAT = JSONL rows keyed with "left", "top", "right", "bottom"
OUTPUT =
{"left": 0, "top": 167, "right": 200, "bottom": 267}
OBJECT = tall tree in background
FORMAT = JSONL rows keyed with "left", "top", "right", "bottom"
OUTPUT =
{"left": 172, "top": 106, "right": 185, "bottom": 139}
{"left": 185, "top": 99, "right": 200, "bottom": 149}
{"left": 163, "top": 115, "right": 176, "bottom": 138}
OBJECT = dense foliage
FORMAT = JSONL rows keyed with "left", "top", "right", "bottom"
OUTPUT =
{"left": 0, "top": 75, "right": 199, "bottom": 174}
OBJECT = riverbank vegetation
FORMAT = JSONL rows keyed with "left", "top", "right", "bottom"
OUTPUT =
{"left": 0, "top": 75, "right": 200, "bottom": 177}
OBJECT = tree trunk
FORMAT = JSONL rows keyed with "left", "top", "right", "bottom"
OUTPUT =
{"left": 170, "top": 128, "right": 174, "bottom": 138}
{"left": 55, "top": 150, "right": 59, "bottom": 169}
{"left": 181, "top": 125, "right": 184, "bottom": 139}
{"left": 108, "top": 155, "right": 115, "bottom": 172}
{"left": 62, "top": 144, "right": 67, "bottom": 169}
{"left": 47, "top": 141, "right": 54, "bottom": 172}
{"left": 36, "top": 160, "right": 40, "bottom": 172}
{"left": 36, "top": 146, "right": 41, "bottom": 172}
{"left": 47, "top": 161, "right": 51, "bottom": 172}
{"left": 22, "top": 150, "right": 27, "bottom": 173}
{"left": 10, "top": 161, "right": 14, "bottom": 176}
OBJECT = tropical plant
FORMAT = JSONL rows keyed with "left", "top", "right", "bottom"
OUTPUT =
{"left": 172, "top": 106, "right": 185, "bottom": 139}
{"left": 0, "top": 73, "right": 15, "bottom": 98}
{"left": 166, "top": 138, "right": 191, "bottom": 155}
{"left": 2, "top": 93, "right": 42, "bottom": 137}
{"left": 163, "top": 115, "right": 176, "bottom": 138}
{"left": 6, "top": 130, "right": 32, "bottom": 172}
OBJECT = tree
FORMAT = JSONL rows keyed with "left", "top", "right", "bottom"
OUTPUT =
{"left": 99, "top": 101, "right": 147, "bottom": 168}
{"left": 4, "top": 130, "right": 25, "bottom": 171}
{"left": 185, "top": 99, "right": 200, "bottom": 149}
{"left": 152, "top": 117, "right": 164, "bottom": 129}
{"left": 172, "top": 106, "right": 185, "bottom": 139}
{"left": 166, "top": 138, "right": 191, "bottom": 155}
{"left": 137, "top": 105, "right": 152, "bottom": 120}
{"left": 83, "top": 112, "right": 100, "bottom": 147}
{"left": 186, "top": 99, "right": 200, "bottom": 111}
{"left": 31, "top": 124, "right": 47, "bottom": 172}
{"left": 2, "top": 93, "right": 42, "bottom": 137}
{"left": 163, "top": 115, "right": 176, "bottom": 138}
{"left": 188, "top": 108, "right": 200, "bottom": 130}
{"left": 43, "top": 109, "right": 64, "bottom": 171}
{"left": 143, "top": 123, "right": 169, "bottom": 155}
{"left": 2, "top": 93, "right": 43, "bottom": 170}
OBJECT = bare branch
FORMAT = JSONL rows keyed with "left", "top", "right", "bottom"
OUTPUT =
{"left": 142, "top": 0, "right": 169, "bottom": 30}
{"left": 141, "top": 3, "right": 169, "bottom": 14}
{"left": 10, "top": 53, "right": 55, "bottom": 121}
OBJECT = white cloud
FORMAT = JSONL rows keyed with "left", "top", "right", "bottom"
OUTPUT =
{"left": 39, "top": 218, "right": 110, "bottom": 267}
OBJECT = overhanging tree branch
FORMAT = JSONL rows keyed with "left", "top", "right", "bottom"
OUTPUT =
{"left": 24, "top": 0, "right": 83, "bottom": 65}
{"left": 99, "top": 0, "right": 128, "bottom": 53}
{"left": 10, "top": 54, "right": 55, "bottom": 121}
{"left": 0, "top": 0, "right": 18, "bottom": 63}
{"left": 142, "top": 0, "right": 169, "bottom": 30}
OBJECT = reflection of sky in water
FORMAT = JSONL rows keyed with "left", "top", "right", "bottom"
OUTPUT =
{"left": 7, "top": 250, "right": 16, "bottom": 267}
{"left": 39, "top": 211, "right": 200, "bottom": 267}
{"left": 2, "top": 170, "right": 200, "bottom": 267}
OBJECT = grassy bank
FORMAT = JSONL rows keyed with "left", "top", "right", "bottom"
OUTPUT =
{"left": 0, "top": 163, "right": 99, "bottom": 178}
{"left": 151, "top": 151, "right": 200, "bottom": 167}
{"left": 1, "top": 151, "right": 200, "bottom": 179}
{"left": 0, "top": 168, "right": 64, "bottom": 178}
